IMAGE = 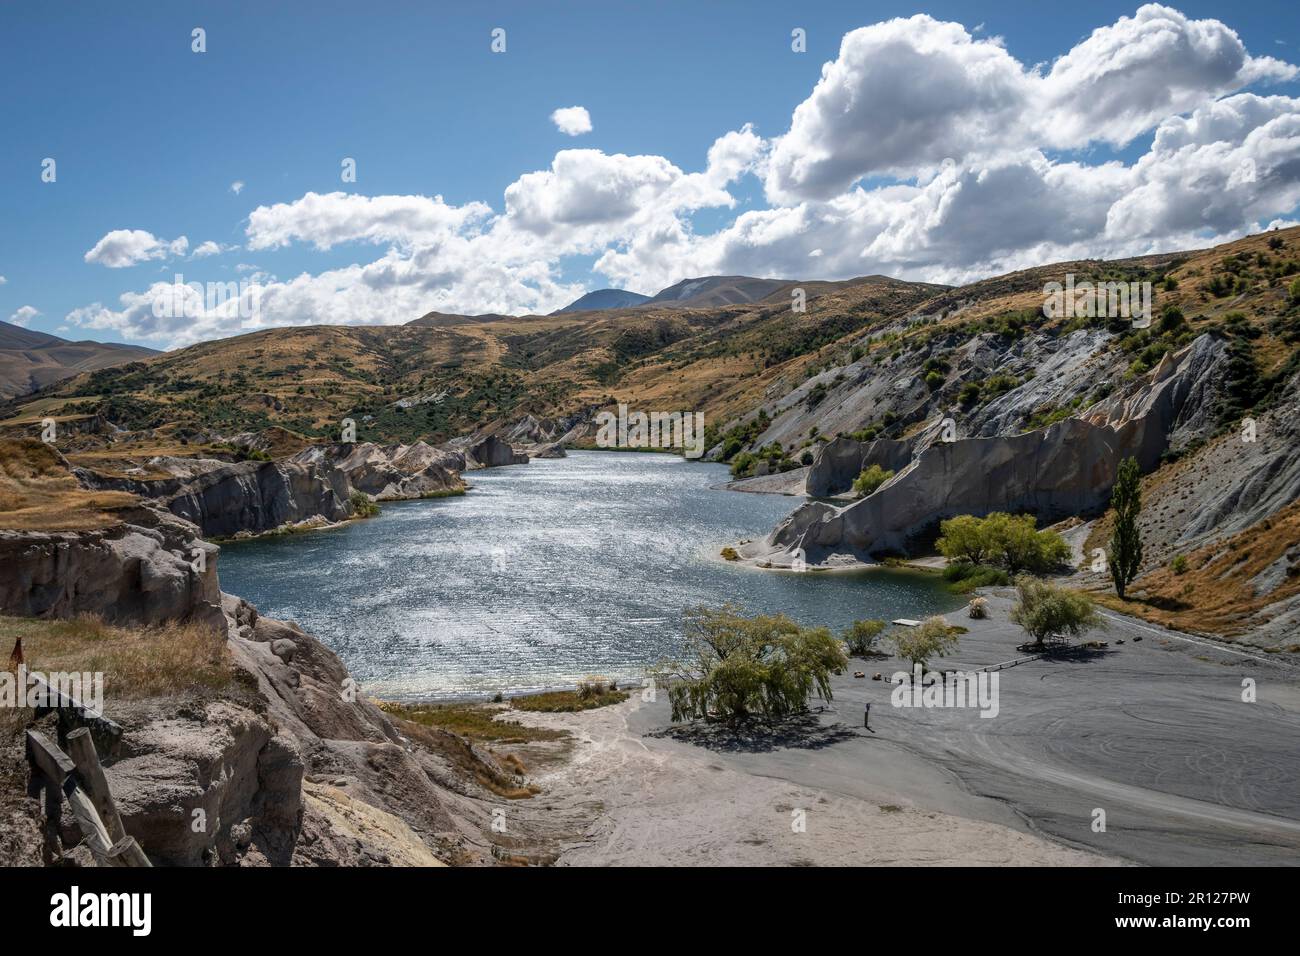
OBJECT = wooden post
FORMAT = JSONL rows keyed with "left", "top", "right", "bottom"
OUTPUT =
{"left": 29, "top": 673, "right": 123, "bottom": 755}
{"left": 65, "top": 787, "right": 116, "bottom": 864}
{"left": 66, "top": 728, "right": 127, "bottom": 844}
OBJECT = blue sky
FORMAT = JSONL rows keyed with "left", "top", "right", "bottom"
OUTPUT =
{"left": 2, "top": 1, "right": 1299, "bottom": 348}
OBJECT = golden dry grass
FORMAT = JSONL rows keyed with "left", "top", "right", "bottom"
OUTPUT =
{"left": 0, "top": 614, "right": 235, "bottom": 700}
{"left": 0, "top": 438, "right": 136, "bottom": 531}
{"left": 1090, "top": 501, "right": 1300, "bottom": 639}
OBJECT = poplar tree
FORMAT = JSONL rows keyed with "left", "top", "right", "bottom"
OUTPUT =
{"left": 1108, "top": 456, "right": 1143, "bottom": 599}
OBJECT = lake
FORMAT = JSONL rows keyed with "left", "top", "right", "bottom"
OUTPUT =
{"left": 217, "top": 451, "right": 960, "bottom": 699}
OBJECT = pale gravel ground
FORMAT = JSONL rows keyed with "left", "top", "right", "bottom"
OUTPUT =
{"left": 513, "top": 695, "right": 1113, "bottom": 867}
{"left": 506, "top": 594, "right": 1300, "bottom": 867}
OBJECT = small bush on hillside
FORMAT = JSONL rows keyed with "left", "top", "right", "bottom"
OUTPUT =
{"left": 852, "top": 464, "right": 894, "bottom": 498}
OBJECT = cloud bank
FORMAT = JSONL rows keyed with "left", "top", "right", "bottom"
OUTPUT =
{"left": 67, "top": 5, "right": 1300, "bottom": 347}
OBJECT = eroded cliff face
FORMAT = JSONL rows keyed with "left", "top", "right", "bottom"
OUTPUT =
{"left": 0, "top": 508, "right": 223, "bottom": 629}
{"left": 747, "top": 336, "right": 1231, "bottom": 566}
{"left": 75, "top": 441, "right": 468, "bottom": 537}
{"left": 77, "top": 458, "right": 352, "bottom": 538}
{"left": 466, "top": 434, "right": 529, "bottom": 468}
{"left": 805, "top": 436, "right": 912, "bottom": 498}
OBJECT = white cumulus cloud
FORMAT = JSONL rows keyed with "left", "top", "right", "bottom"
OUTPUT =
{"left": 550, "top": 106, "right": 593, "bottom": 136}
{"left": 62, "top": 6, "right": 1300, "bottom": 349}
{"left": 8, "top": 305, "right": 41, "bottom": 327}
{"left": 84, "top": 230, "right": 189, "bottom": 268}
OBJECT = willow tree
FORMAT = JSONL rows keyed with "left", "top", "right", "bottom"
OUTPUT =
{"left": 651, "top": 604, "right": 847, "bottom": 723}
{"left": 1107, "top": 456, "right": 1143, "bottom": 599}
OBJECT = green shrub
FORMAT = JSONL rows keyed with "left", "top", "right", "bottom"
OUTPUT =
{"left": 942, "top": 562, "right": 1011, "bottom": 592}
{"left": 1171, "top": 554, "right": 1188, "bottom": 575}
{"left": 842, "top": 619, "right": 886, "bottom": 657}
{"left": 890, "top": 616, "right": 960, "bottom": 670}
{"left": 1009, "top": 576, "right": 1099, "bottom": 648}
{"left": 852, "top": 464, "right": 894, "bottom": 498}
{"left": 937, "top": 513, "right": 1069, "bottom": 574}
{"left": 348, "top": 490, "right": 379, "bottom": 518}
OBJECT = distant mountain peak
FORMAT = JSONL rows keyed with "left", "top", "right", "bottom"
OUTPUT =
{"left": 551, "top": 289, "right": 651, "bottom": 314}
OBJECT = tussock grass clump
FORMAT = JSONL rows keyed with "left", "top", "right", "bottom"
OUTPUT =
{"left": 512, "top": 683, "right": 629, "bottom": 713}
{"left": 0, "top": 439, "right": 137, "bottom": 531}
{"left": 379, "top": 702, "right": 568, "bottom": 744}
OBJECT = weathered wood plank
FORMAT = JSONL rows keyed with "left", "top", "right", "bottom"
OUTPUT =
{"left": 66, "top": 785, "right": 116, "bottom": 864}
{"left": 106, "top": 836, "right": 152, "bottom": 868}
{"left": 25, "top": 729, "right": 74, "bottom": 788}
{"left": 28, "top": 673, "right": 123, "bottom": 752}
{"left": 66, "top": 728, "right": 127, "bottom": 844}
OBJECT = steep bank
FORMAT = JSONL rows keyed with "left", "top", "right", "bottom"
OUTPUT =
{"left": 0, "top": 511, "right": 543, "bottom": 866}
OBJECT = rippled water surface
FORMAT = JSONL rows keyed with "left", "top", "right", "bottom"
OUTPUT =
{"left": 218, "top": 451, "right": 960, "bottom": 699}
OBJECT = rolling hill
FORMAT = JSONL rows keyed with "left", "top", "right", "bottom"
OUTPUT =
{"left": 0, "top": 320, "right": 158, "bottom": 399}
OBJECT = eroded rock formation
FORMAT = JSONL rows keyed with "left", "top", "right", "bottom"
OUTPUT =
{"left": 746, "top": 336, "right": 1230, "bottom": 567}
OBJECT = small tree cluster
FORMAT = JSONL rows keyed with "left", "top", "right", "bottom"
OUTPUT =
{"left": 841, "top": 619, "right": 886, "bottom": 657}
{"left": 936, "top": 512, "right": 1070, "bottom": 574}
{"left": 890, "top": 616, "right": 960, "bottom": 671}
{"left": 652, "top": 605, "right": 847, "bottom": 723}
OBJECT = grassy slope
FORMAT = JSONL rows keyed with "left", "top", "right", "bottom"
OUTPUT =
{"left": 0, "top": 438, "right": 137, "bottom": 531}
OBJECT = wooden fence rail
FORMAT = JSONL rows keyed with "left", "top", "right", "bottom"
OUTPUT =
{"left": 26, "top": 728, "right": 149, "bottom": 868}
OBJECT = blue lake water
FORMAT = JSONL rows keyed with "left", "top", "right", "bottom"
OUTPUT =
{"left": 217, "top": 451, "right": 960, "bottom": 699}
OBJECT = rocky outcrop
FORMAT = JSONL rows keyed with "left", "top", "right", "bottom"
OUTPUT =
{"left": 467, "top": 434, "right": 528, "bottom": 468}
{"left": 805, "top": 436, "right": 913, "bottom": 497}
{"left": 290, "top": 441, "right": 465, "bottom": 501}
{"left": 0, "top": 510, "right": 223, "bottom": 629}
{"left": 164, "top": 460, "right": 353, "bottom": 538}
{"left": 76, "top": 458, "right": 351, "bottom": 538}
{"left": 104, "top": 701, "right": 302, "bottom": 866}
{"left": 748, "top": 337, "right": 1228, "bottom": 567}
{"left": 76, "top": 441, "right": 468, "bottom": 538}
